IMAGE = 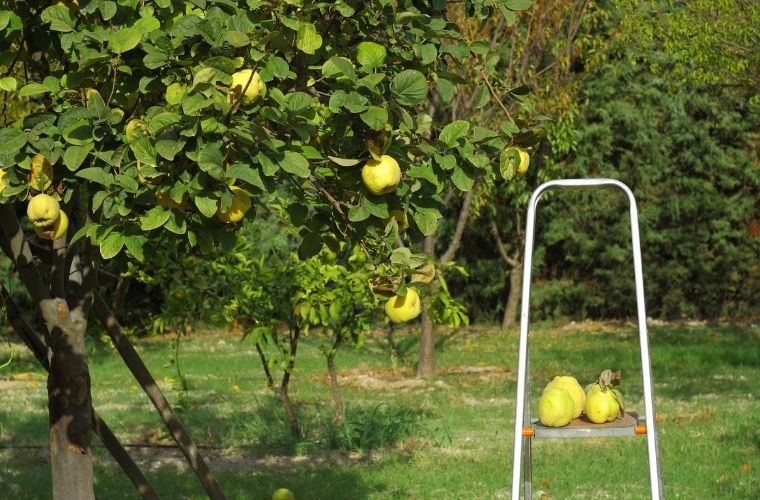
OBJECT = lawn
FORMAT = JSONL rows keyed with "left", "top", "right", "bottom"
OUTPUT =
{"left": 1, "top": 321, "right": 758, "bottom": 499}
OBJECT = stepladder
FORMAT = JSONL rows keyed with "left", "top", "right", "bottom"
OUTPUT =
{"left": 510, "top": 179, "right": 663, "bottom": 499}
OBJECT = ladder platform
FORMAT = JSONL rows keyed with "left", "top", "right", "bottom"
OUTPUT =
{"left": 529, "top": 411, "right": 643, "bottom": 439}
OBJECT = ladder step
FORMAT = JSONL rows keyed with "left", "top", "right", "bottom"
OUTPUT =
{"left": 528, "top": 411, "right": 644, "bottom": 439}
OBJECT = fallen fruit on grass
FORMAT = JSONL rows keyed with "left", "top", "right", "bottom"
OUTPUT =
{"left": 35, "top": 210, "right": 68, "bottom": 241}
{"left": 538, "top": 387, "right": 574, "bottom": 427}
{"left": 272, "top": 488, "right": 295, "bottom": 500}
{"left": 544, "top": 375, "right": 586, "bottom": 419}
{"left": 384, "top": 288, "right": 421, "bottom": 323}
{"left": 362, "top": 154, "right": 401, "bottom": 195}
{"left": 27, "top": 193, "right": 61, "bottom": 228}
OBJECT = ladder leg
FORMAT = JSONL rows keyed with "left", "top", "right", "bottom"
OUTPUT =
{"left": 523, "top": 435, "right": 532, "bottom": 499}
{"left": 627, "top": 195, "right": 664, "bottom": 499}
{"left": 511, "top": 190, "right": 541, "bottom": 499}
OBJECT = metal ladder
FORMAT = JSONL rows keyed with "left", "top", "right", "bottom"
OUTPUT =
{"left": 510, "top": 179, "right": 663, "bottom": 499}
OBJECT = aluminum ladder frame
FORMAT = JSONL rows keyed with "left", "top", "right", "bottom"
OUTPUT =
{"left": 510, "top": 178, "right": 663, "bottom": 499}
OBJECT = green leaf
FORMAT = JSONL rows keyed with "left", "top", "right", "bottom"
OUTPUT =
{"left": 99, "top": 1, "right": 117, "bottom": 21}
{"left": 499, "top": 147, "right": 518, "bottom": 181}
{"left": 497, "top": 5, "right": 517, "bottom": 26}
{"left": 361, "top": 196, "right": 389, "bottom": 218}
{"left": 40, "top": 5, "right": 76, "bottom": 32}
{"left": 503, "top": 0, "right": 533, "bottom": 9}
{"left": 76, "top": 167, "right": 114, "bottom": 187}
{"left": 279, "top": 151, "right": 310, "bottom": 178}
{"left": 436, "top": 77, "right": 456, "bottom": 103}
{"left": 391, "top": 70, "right": 428, "bottom": 106}
{"left": 348, "top": 205, "right": 371, "bottom": 222}
{"left": 298, "top": 232, "right": 323, "bottom": 260}
{"left": 327, "top": 156, "right": 362, "bottom": 167}
{"left": 19, "top": 83, "right": 51, "bottom": 97}
{"left": 85, "top": 90, "right": 110, "bottom": 121}
{"left": 100, "top": 231, "right": 125, "bottom": 259}
{"left": 143, "top": 51, "right": 169, "bottom": 69}
{"left": 181, "top": 92, "right": 211, "bottom": 116}
{"left": 223, "top": 31, "right": 250, "bottom": 47}
{"left": 296, "top": 23, "right": 322, "bottom": 54}
{"left": 413, "top": 209, "right": 440, "bottom": 236}
{"left": 123, "top": 233, "right": 146, "bottom": 262}
{"left": 0, "top": 77, "right": 17, "bottom": 92}
{"left": 0, "top": 128, "right": 26, "bottom": 155}
{"left": 357, "top": 41, "right": 386, "bottom": 68}
{"left": 131, "top": 139, "right": 157, "bottom": 167}
{"left": 193, "top": 195, "right": 218, "bottom": 218}
{"left": 148, "top": 112, "right": 181, "bottom": 134}
{"left": 322, "top": 57, "right": 356, "bottom": 81}
{"left": 390, "top": 247, "right": 412, "bottom": 267}
{"left": 140, "top": 206, "right": 171, "bottom": 231}
{"left": 62, "top": 121, "right": 93, "bottom": 146}
{"left": 360, "top": 106, "right": 388, "bottom": 131}
{"left": 451, "top": 165, "right": 475, "bottom": 191}
{"left": 197, "top": 143, "right": 225, "bottom": 180}
{"left": 419, "top": 44, "right": 438, "bottom": 65}
{"left": 109, "top": 27, "right": 143, "bottom": 54}
{"left": 286, "top": 92, "right": 313, "bottom": 113}
{"left": 439, "top": 120, "right": 470, "bottom": 147}
{"left": 156, "top": 138, "right": 185, "bottom": 161}
{"left": 226, "top": 164, "right": 265, "bottom": 191}
{"left": 63, "top": 144, "right": 93, "bottom": 171}
{"left": 407, "top": 163, "right": 440, "bottom": 187}
{"left": 134, "top": 15, "right": 160, "bottom": 33}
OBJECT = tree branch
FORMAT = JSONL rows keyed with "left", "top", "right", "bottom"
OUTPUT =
{"left": 440, "top": 177, "right": 479, "bottom": 264}
{"left": 489, "top": 216, "right": 518, "bottom": 268}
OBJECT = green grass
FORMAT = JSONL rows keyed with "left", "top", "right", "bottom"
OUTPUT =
{"left": 1, "top": 322, "right": 758, "bottom": 499}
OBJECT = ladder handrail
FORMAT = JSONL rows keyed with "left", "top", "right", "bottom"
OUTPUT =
{"left": 510, "top": 178, "right": 663, "bottom": 499}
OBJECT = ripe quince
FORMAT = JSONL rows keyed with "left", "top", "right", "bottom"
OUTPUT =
{"left": 544, "top": 375, "right": 586, "bottom": 419}
{"left": 35, "top": 210, "right": 69, "bottom": 241}
{"left": 384, "top": 288, "right": 421, "bottom": 323}
{"left": 230, "top": 70, "right": 265, "bottom": 103}
{"left": 362, "top": 154, "right": 401, "bottom": 195}
{"left": 27, "top": 193, "right": 61, "bottom": 228}
{"left": 538, "top": 387, "right": 574, "bottom": 427}
{"left": 216, "top": 185, "right": 252, "bottom": 223}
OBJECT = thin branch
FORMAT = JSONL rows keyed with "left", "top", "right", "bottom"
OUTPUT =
{"left": 440, "top": 177, "right": 480, "bottom": 264}
{"left": 308, "top": 175, "right": 373, "bottom": 264}
{"left": 255, "top": 341, "right": 275, "bottom": 388}
{"left": 480, "top": 70, "right": 513, "bottom": 122}
{"left": 489, "top": 216, "right": 518, "bottom": 268}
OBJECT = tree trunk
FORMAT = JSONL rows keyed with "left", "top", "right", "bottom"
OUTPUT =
{"left": 415, "top": 296, "right": 436, "bottom": 378}
{"left": 501, "top": 262, "right": 523, "bottom": 330}
{"left": 43, "top": 299, "right": 95, "bottom": 500}
{"left": 278, "top": 324, "right": 301, "bottom": 438}
{"left": 277, "top": 387, "right": 300, "bottom": 438}
{"left": 326, "top": 351, "right": 345, "bottom": 427}
{"left": 416, "top": 233, "right": 438, "bottom": 378}
{"left": 0, "top": 204, "right": 96, "bottom": 500}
